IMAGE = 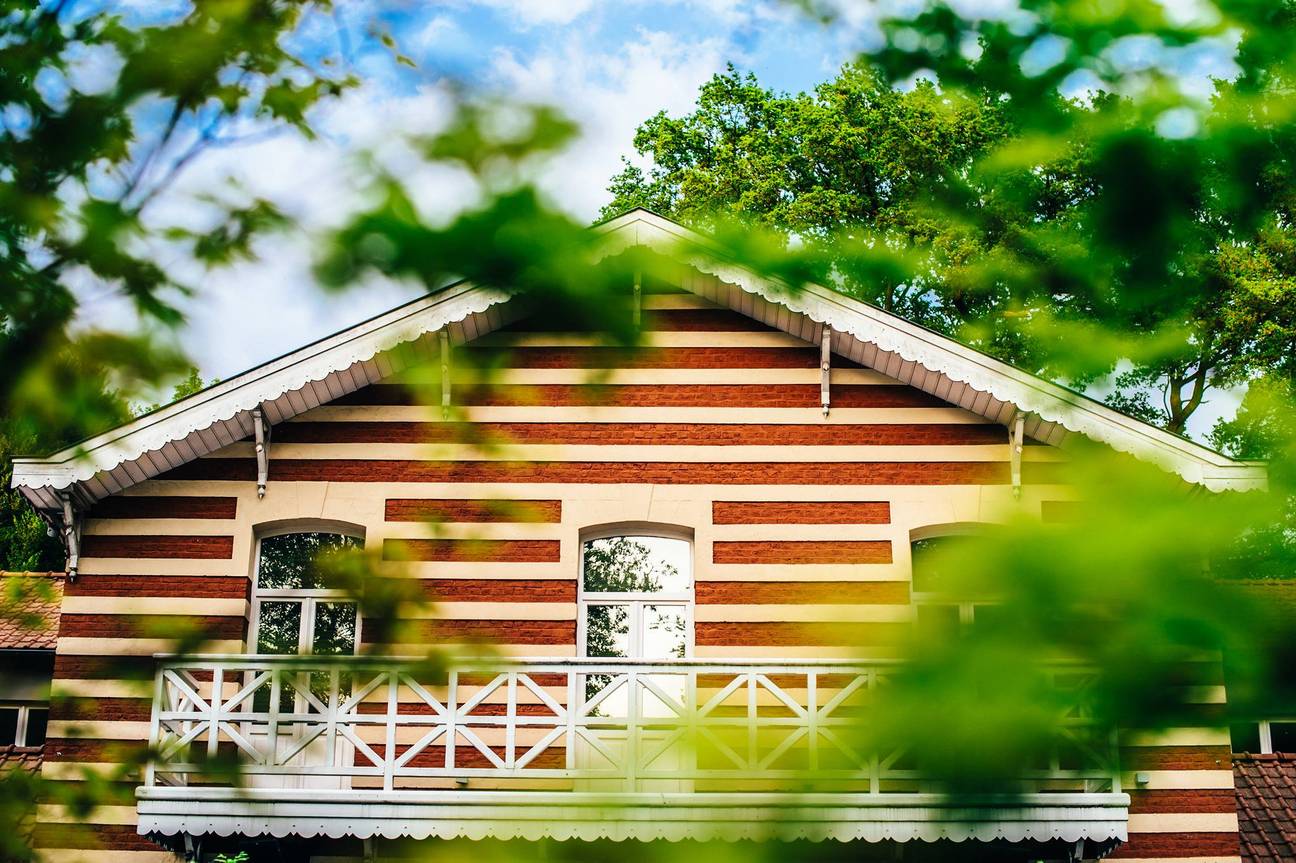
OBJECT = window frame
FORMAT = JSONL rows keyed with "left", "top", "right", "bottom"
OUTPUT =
{"left": 247, "top": 525, "right": 365, "bottom": 657}
{"left": 577, "top": 526, "right": 694, "bottom": 660}
{"left": 909, "top": 529, "right": 998, "bottom": 629}
{"left": 0, "top": 702, "right": 49, "bottom": 747}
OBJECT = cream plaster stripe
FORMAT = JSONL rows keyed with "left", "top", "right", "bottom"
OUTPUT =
{"left": 298, "top": 406, "right": 993, "bottom": 424}
{"left": 694, "top": 605, "right": 913, "bottom": 623}
{"left": 1127, "top": 813, "right": 1239, "bottom": 833}
{"left": 1123, "top": 770, "right": 1236, "bottom": 790}
{"left": 1109, "top": 859, "right": 1240, "bottom": 863}
{"left": 1126, "top": 728, "right": 1232, "bottom": 747}
{"left": 411, "top": 602, "right": 576, "bottom": 621}
{"left": 38, "top": 804, "right": 138, "bottom": 825}
{"left": 83, "top": 519, "right": 240, "bottom": 536}
{"left": 37, "top": 852, "right": 173, "bottom": 863}
{"left": 377, "top": 561, "right": 571, "bottom": 580}
{"left": 381, "top": 643, "right": 576, "bottom": 658}
{"left": 59, "top": 596, "right": 246, "bottom": 616}
{"left": 49, "top": 720, "right": 150, "bottom": 740}
{"left": 39, "top": 762, "right": 132, "bottom": 781}
{"left": 56, "top": 637, "right": 244, "bottom": 655}
{"left": 470, "top": 332, "right": 811, "bottom": 347}
{"left": 705, "top": 525, "right": 905, "bottom": 541}
{"left": 695, "top": 646, "right": 903, "bottom": 660}
{"left": 207, "top": 443, "right": 1037, "bottom": 463}
{"left": 640, "top": 294, "right": 722, "bottom": 309}
{"left": 77, "top": 558, "right": 235, "bottom": 577}
{"left": 52, "top": 679, "right": 155, "bottom": 699}
{"left": 433, "top": 367, "right": 896, "bottom": 385}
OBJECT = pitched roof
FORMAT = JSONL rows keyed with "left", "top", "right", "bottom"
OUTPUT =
{"left": 9, "top": 209, "right": 1265, "bottom": 511}
{"left": 0, "top": 573, "right": 63, "bottom": 650}
{"left": 1235, "top": 753, "right": 1296, "bottom": 863}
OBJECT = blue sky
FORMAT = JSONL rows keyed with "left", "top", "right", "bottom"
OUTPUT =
{"left": 87, "top": 0, "right": 1241, "bottom": 437}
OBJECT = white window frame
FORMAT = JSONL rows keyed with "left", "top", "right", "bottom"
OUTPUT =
{"left": 0, "top": 702, "right": 48, "bottom": 747}
{"left": 248, "top": 526, "right": 365, "bottom": 657}
{"left": 1255, "top": 719, "right": 1296, "bottom": 754}
{"left": 577, "top": 527, "right": 694, "bottom": 660}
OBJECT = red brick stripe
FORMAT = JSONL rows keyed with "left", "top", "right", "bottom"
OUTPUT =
{"left": 333, "top": 383, "right": 940, "bottom": 408}
{"left": 57, "top": 696, "right": 152, "bottom": 722}
{"left": 697, "top": 581, "right": 909, "bottom": 604}
{"left": 44, "top": 738, "right": 148, "bottom": 763}
{"left": 713, "top": 501, "right": 892, "bottom": 524}
{"left": 1126, "top": 788, "right": 1239, "bottom": 813}
{"left": 1109, "top": 832, "right": 1240, "bottom": 858}
{"left": 1119, "top": 745, "right": 1232, "bottom": 770}
{"left": 58, "top": 613, "right": 245, "bottom": 640}
{"left": 167, "top": 459, "right": 1040, "bottom": 486}
{"left": 280, "top": 422, "right": 1004, "bottom": 446}
{"left": 89, "top": 495, "right": 237, "bottom": 519}
{"left": 32, "top": 823, "right": 160, "bottom": 851}
{"left": 418, "top": 579, "right": 576, "bottom": 602}
{"left": 53, "top": 655, "right": 155, "bottom": 680}
{"left": 383, "top": 539, "right": 561, "bottom": 563}
{"left": 65, "top": 574, "right": 249, "bottom": 599}
{"left": 640, "top": 309, "right": 776, "bottom": 331}
{"left": 361, "top": 620, "right": 573, "bottom": 645}
{"left": 713, "top": 540, "right": 892, "bottom": 564}
{"left": 385, "top": 499, "right": 561, "bottom": 523}
{"left": 1042, "top": 500, "right": 1081, "bottom": 522}
{"left": 80, "top": 534, "right": 234, "bottom": 559}
{"left": 696, "top": 621, "right": 908, "bottom": 647}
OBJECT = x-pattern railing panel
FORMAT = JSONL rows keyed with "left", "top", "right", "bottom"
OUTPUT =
{"left": 146, "top": 655, "right": 1118, "bottom": 793}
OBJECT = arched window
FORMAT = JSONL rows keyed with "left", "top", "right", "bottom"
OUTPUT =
{"left": 251, "top": 530, "right": 363, "bottom": 657}
{"left": 910, "top": 531, "right": 997, "bottom": 635}
{"left": 578, "top": 530, "right": 692, "bottom": 661}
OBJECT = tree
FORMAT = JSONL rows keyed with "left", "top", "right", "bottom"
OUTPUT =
{"left": 605, "top": 42, "right": 1296, "bottom": 436}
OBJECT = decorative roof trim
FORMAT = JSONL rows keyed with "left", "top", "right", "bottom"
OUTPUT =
{"left": 11, "top": 208, "right": 1265, "bottom": 506}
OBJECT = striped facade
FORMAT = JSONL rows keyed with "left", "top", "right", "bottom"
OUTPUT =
{"left": 34, "top": 291, "right": 1239, "bottom": 861}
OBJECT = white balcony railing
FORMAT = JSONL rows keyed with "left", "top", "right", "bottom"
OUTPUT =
{"left": 137, "top": 654, "right": 1129, "bottom": 844}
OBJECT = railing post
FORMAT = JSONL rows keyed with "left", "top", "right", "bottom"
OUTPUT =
{"left": 384, "top": 670, "right": 398, "bottom": 791}
{"left": 565, "top": 669, "right": 577, "bottom": 771}
{"left": 207, "top": 666, "right": 223, "bottom": 763}
{"left": 446, "top": 670, "right": 457, "bottom": 771}
{"left": 625, "top": 670, "right": 638, "bottom": 791}
{"left": 145, "top": 660, "right": 165, "bottom": 787}
{"left": 505, "top": 671, "right": 518, "bottom": 770}
{"left": 807, "top": 671, "right": 818, "bottom": 773}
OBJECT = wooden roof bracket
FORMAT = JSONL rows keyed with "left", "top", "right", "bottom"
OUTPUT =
{"left": 1010, "top": 411, "right": 1026, "bottom": 499}
{"left": 439, "top": 328, "right": 452, "bottom": 421}
{"left": 252, "top": 405, "right": 272, "bottom": 499}
{"left": 820, "top": 324, "right": 832, "bottom": 418}
{"left": 57, "top": 490, "right": 81, "bottom": 582}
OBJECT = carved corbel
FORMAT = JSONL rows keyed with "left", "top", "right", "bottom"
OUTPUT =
{"left": 253, "top": 406, "right": 271, "bottom": 498}
{"left": 820, "top": 324, "right": 832, "bottom": 417}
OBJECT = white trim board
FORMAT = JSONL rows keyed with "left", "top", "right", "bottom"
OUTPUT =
{"left": 11, "top": 209, "right": 1264, "bottom": 512}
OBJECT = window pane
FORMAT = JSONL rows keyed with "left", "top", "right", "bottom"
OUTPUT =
{"left": 915, "top": 604, "right": 961, "bottom": 641}
{"left": 1230, "top": 722, "right": 1262, "bottom": 753}
{"left": 256, "top": 601, "right": 303, "bottom": 654}
{"left": 24, "top": 708, "right": 47, "bottom": 746}
{"left": 643, "top": 605, "right": 687, "bottom": 659}
{"left": 582, "top": 536, "right": 690, "bottom": 593}
{"left": 258, "top": 532, "right": 360, "bottom": 590}
{"left": 0, "top": 708, "right": 16, "bottom": 745}
{"left": 911, "top": 535, "right": 980, "bottom": 595}
{"left": 313, "top": 602, "right": 357, "bottom": 656}
{"left": 1271, "top": 722, "right": 1296, "bottom": 753}
{"left": 585, "top": 604, "right": 630, "bottom": 658}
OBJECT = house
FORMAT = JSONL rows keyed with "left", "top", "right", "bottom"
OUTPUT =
{"left": 9, "top": 210, "right": 1268, "bottom": 862}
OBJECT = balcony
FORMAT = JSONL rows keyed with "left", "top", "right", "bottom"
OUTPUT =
{"left": 137, "top": 655, "right": 1128, "bottom": 845}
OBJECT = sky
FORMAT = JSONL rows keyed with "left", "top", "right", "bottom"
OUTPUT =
{"left": 95, "top": 0, "right": 865, "bottom": 391}
{"left": 79, "top": 0, "right": 1243, "bottom": 438}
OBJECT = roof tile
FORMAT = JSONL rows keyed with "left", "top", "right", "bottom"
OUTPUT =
{"left": 0, "top": 572, "right": 63, "bottom": 650}
{"left": 1235, "top": 753, "right": 1296, "bottom": 863}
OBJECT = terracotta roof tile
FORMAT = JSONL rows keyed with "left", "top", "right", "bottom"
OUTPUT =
{"left": 0, "top": 572, "right": 63, "bottom": 650}
{"left": 1235, "top": 753, "right": 1296, "bottom": 863}
{"left": 0, "top": 745, "right": 43, "bottom": 774}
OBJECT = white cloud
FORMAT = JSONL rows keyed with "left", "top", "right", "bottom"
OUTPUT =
{"left": 489, "top": 28, "right": 726, "bottom": 218}
{"left": 475, "top": 0, "right": 597, "bottom": 27}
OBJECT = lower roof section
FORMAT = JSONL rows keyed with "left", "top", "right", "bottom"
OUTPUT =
{"left": 137, "top": 788, "right": 1129, "bottom": 844}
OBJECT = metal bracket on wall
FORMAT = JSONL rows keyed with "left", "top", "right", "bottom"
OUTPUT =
{"left": 1010, "top": 412, "right": 1026, "bottom": 498}
{"left": 633, "top": 269, "right": 643, "bottom": 328}
{"left": 820, "top": 324, "right": 832, "bottom": 417}
{"left": 57, "top": 491, "right": 81, "bottom": 582}
{"left": 440, "top": 328, "right": 452, "bottom": 421}
{"left": 252, "top": 406, "right": 272, "bottom": 499}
